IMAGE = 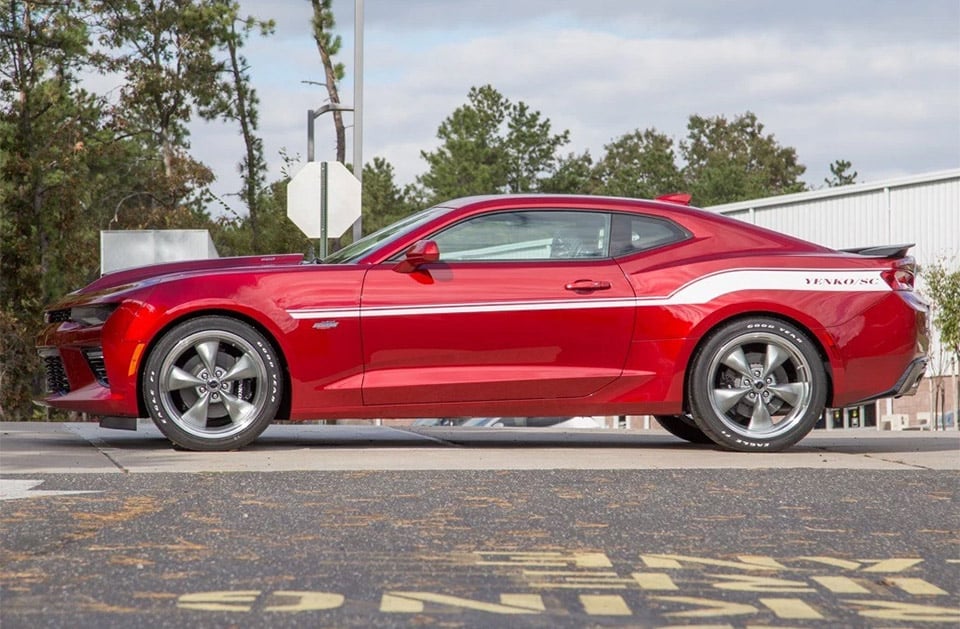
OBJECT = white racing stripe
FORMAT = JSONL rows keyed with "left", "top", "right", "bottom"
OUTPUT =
{"left": 286, "top": 268, "right": 890, "bottom": 321}
{"left": 655, "top": 268, "right": 888, "bottom": 305}
{"left": 289, "top": 307, "right": 359, "bottom": 321}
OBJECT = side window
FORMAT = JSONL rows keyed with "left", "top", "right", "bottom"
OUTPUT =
{"left": 432, "top": 210, "right": 611, "bottom": 261}
{"left": 610, "top": 213, "right": 688, "bottom": 256}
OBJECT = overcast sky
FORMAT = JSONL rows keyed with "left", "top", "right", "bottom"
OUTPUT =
{"left": 189, "top": 0, "right": 960, "bottom": 215}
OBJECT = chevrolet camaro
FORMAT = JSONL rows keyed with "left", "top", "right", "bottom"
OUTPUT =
{"left": 37, "top": 194, "right": 928, "bottom": 451}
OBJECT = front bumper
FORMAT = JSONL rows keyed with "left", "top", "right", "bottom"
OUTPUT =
{"left": 35, "top": 304, "right": 147, "bottom": 418}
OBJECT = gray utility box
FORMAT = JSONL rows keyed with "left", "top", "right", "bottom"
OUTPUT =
{"left": 100, "top": 230, "right": 219, "bottom": 275}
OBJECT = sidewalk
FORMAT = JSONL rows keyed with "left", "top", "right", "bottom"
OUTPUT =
{"left": 1, "top": 421, "right": 957, "bottom": 474}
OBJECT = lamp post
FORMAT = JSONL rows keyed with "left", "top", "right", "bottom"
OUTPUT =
{"left": 307, "top": 103, "right": 354, "bottom": 163}
{"left": 352, "top": 0, "right": 364, "bottom": 242}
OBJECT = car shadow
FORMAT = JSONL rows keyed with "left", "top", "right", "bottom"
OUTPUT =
{"left": 83, "top": 423, "right": 708, "bottom": 451}
{"left": 249, "top": 426, "right": 706, "bottom": 451}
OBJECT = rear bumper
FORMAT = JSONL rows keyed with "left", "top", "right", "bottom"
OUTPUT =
{"left": 849, "top": 356, "right": 928, "bottom": 405}
{"left": 891, "top": 357, "right": 928, "bottom": 398}
{"left": 827, "top": 289, "right": 929, "bottom": 407}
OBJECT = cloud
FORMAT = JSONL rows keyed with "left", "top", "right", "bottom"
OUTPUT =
{"left": 190, "top": 0, "right": 959, "bottom": 216}
{"left": 354, "top": 0, "right": 960, "bottom": 44}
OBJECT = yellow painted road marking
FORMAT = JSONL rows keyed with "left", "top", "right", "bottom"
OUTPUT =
{"left": 177, "top": 591, "right": 260, "bottom": 612}
{"left": 522, "top": 570, "right": 634, "bottom": 589}
{"left": 379, "top": 592, "right": 543, "bottom": 614}
{"left": 641, "top": 554, "right": 783, "bottom": 571}
{"left": 760, "top": 597, "right": 823, "bottom": 620}
{"left": 474, "top": 551, "right": 612, "bottom": 568}
{"left": 632, "top": 572, "right": 680, "bottom": 590}
{"left": 655, "top": 596, "right": 756, "bottom": 618}
{"left": 845, "top": 600, "right": 960, "bottom": 622}
{"left": 811, "top": 576, "right": 870, "bottom": 594}
{"left": 710, "top": 574, "right": 815, "bottom": 593}
{"left": 264, "top": 591, "right": 344, "bottom": 612}
{"left": 580, "top": 594, "right": 631, "bottom": 616}
{"left": 642, "top": 555, "right": 685, "bottom": 569}
{"left": 498, "top": 594, "right": 546, "bottom": 611}
{"left": 737, "top": 556, "right": 787, "bottom": 569}
{"left": 883, "top": 577, "right": 949, "bottom": 596}
{"left": 859, "top": 558, "right": 923, "bottom": 572}
{"left": 379, "top": 593, "right": 422, "bottom": 613}
{"left": 798, "top": 556, "right": 862, "bottom": 570}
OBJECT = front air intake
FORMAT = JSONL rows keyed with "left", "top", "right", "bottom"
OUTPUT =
{"left": 40, "top": 352, "right": 70, "bottom": 394}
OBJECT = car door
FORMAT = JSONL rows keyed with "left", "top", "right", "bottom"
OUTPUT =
{"left": 359, "top": 209, "right": 637, "bottom": 405}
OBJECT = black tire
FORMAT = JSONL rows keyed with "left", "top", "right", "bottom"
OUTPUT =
{"left": 142, "top": 316, "right": 282, "bottom": 451}
{"left": 654, "top": 414, "right": 714, "bottom": 444}
{"left": 688, "top": 317, "right": 827, "bottom": 452}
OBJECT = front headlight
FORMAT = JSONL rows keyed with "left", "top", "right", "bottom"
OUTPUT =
{"left": 70, "top": 304, "right": 119, "bottom": 327}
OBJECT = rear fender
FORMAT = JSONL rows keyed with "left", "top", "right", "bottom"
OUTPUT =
{"left": 669, "top": 301, "right": 840, "bottom": 409}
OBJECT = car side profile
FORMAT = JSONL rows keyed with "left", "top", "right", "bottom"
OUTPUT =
{"left": 37, "top": 194, "right": 928, "bottom": 452}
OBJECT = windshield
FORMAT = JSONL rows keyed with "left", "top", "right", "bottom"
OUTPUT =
{"left": 321, "top": 206, "right": 447, "bottom": 264}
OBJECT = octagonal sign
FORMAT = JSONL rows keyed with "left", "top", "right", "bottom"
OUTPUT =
{"left": 286, "top": 161, "right": 361, "bottom": 239}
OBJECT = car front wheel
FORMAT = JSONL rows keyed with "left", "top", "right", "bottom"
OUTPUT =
{"left": 688, "top": 317, "right": 827, "bottom": 452}
{"left": 143, "top": 316, "right": 282, "bottom": 451}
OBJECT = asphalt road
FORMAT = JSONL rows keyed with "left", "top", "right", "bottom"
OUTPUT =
{"left": 1, "top": 422, "right": 958, "bottom": 628}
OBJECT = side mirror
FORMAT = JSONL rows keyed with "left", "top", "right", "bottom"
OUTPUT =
{"left": 394, "top": 240, "right": 440, "bottom": 273}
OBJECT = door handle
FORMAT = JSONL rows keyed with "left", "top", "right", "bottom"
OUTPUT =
{"left": 565, "top": 279, "right": 612, "bottom": 292}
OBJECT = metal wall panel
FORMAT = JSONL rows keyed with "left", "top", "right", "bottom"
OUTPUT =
{"left": 709, "top": 171, "right": 959, "bottom": 264}
{"left": 100, "top": 230, "right": 220, "bottom": 275}
{"left": 889, "top": 179, "right": 960, "bottom": 267}
{"left": 750, "top": 193, "right": 890, "bottom": 249}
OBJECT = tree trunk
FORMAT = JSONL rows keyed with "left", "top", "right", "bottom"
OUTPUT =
{"left": 954, "top": 351, "right": 960, "bottom": 432}
{"left": 226, "top": 31, "right": 261, "bottom": 242}
{"left": 310, "top": 0, "right": 346, "bottom": 164}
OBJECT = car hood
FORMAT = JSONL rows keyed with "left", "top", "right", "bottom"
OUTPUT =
{"left": 81, "top": 254, "right": 306, "bottom": 294}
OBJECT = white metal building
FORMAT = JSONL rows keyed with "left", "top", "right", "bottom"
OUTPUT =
{"left": 706, "top": 168, "right": 960, "bottom": 429}
{"left": 705, "top": 169, "right": 959, "bottom": 269}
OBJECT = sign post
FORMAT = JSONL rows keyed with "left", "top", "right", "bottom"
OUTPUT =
{"left": 287, "top": 161, "right": 361, "bottom": 258}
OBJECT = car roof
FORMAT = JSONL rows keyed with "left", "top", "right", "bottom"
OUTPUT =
{"left": 436, "top": 193, "right": 692, "bottom": 211}
{"left": 428, "top": 194, "right": 832, "bottom": 255}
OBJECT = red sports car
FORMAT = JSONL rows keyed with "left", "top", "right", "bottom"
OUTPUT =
{"left": 37, "top": 194, "right": 928, "bottom": 452}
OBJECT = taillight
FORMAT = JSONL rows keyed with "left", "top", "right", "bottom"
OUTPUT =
{"left": 882, "top": 267, "right": 915, "bottom": 291}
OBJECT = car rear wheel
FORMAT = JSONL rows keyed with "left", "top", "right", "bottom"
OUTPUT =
{"left": 143, "top": 316, "right": 282, "bottom": 451}
{"left": 653, "top": 414, "right": 713, "bottom": 444}
{"left": 689, "top": 317, "right": 826, "bottom": 452}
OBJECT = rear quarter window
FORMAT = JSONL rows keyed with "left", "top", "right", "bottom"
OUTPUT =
{"left": 610, "top": 213, "right": 689, "bottom": 256}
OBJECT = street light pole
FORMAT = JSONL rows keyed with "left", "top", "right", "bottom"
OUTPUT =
{"left": 352, "top": 0, "right": 364, "bottom": 242}
{"left": 307, "top": 103, "right": 354, "bottom": 163}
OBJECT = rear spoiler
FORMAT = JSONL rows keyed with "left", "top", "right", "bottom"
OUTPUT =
{"left": 656, "top": 193, "right": 692, "bottom": 206}
{"left": 840, "top": 243, "right": 914, "bottom": 259}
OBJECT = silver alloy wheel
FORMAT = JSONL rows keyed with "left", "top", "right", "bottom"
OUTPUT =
{"left": 705, "top": 331, "right": 813, "bottom": 439}
{"left": 156, "top": 329, "right": 270, "bottom": 439}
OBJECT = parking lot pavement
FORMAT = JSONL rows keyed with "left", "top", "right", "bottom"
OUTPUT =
{"left": 2, "top": 421, "right": 958, "bottom": 627}
{"left": 1, "top": 421, "right": 957, "bottom": 474}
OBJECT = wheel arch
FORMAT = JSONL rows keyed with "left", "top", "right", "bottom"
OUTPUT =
{"left": 135, "top": 308, "right": 293, "bottom": 420}
{"left": 680, "top": 309, "right": 836, "bottom": 414}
